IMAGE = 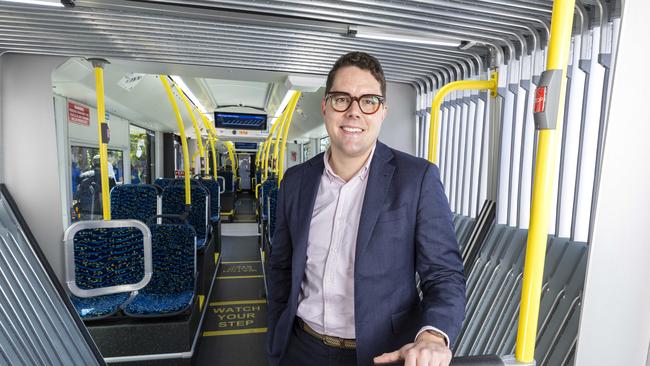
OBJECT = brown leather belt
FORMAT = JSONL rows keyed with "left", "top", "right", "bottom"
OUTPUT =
{"left": 297, "top": 318, "right": 356, "bottom": 349}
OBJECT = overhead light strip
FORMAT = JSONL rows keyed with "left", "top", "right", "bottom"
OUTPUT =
{"left": 348, "top": 25, "right": 461, "bottom": 47}
{"left": 170, "top": 75, "right": 212, "bottom": 120}
{"left": 2, "top": 0, "right": 64, "bottom": 6}
{"left": 272, "top": 90, "right": 297, "bottom": 125}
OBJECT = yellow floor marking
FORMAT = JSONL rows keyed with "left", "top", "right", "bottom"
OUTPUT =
{"left": 222, "top": 260, "right": 261, "bottom": 264}
{"left": 216, "top": 275, "right": 263, "bottom": 280}
{"left": 199, "top": 295, "right": 205, "bottom": 310}
{"left": 203, "top": 328, "right": 267, "bottom": 337}
{"left": 209, "top": 299, "right": 267, "bottom": 306}
{"left": 214, "top": 252, "right": 220, "bottom": 265}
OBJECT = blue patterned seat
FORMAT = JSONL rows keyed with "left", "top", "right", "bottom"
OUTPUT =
{"left": 268, "top": 186, "right": 279, "bottom": 242}
{"left": 199, "top": 179, "right": 221, "bottom": 222}
{"left": 70, "top": 226, "right": 146, "bottom": 320}
{"left": 161, "top": 183, "right": 210, "bottom": 250}
{"left": 70, "top": 293, "right": 131, "bottom": 319}
{"left": 123, "top": 223, "right": 196, "bottom": 317}
{"left": 110, "top": 184, "right": 158, "bottom": 223}
{"left": 218, "top": 171, "right": 234, "bottom": 192}
{"left": 154, "top": 177, "right": 175, "bottom": 190}
{"left": 261, "top": 178, "right": 277, "bottom": 221}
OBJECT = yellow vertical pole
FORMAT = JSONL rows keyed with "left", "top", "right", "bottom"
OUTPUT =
{"left": 278, "top": 92, "right": 301, "bottom": 185}
{"left": 174, "top": 84, "right": 205, "bottom": 176}
{"left": 515, "top": 0, "right": 575, "bottom": 362}
{"left": 160, "top": 76, "right": 191, "bottom": 206}
{"left": 198, "top": 112, "right": 219, "bottom": 179}
{"left": 89, "top": 58, "right": 111, "bottom": 220}
{"left": 263, "top": 114, "right": 284, "bottom": 180}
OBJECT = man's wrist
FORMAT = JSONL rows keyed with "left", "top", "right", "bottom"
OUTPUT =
{"left": 417, "top": 329, "right": 448, "bottom": 346}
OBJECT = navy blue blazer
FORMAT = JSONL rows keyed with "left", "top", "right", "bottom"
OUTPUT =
{"left": 267, "top": 141, "right": 466, "bottom": 366}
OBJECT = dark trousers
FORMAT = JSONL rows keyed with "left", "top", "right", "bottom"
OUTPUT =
{"left": 280, "top": 321, "right": 357, "bottom": 366}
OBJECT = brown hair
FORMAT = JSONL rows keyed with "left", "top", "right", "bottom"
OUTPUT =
{"left": 325, "top": 52, "right": 386, "bottom": 97}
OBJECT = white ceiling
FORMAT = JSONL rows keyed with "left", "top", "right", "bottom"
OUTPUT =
{"left": 51, "top": 57, "right": 328, "bottom": 144}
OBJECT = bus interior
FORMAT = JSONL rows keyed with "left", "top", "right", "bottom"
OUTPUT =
{"left": 0, "top": 1, "right": 648, "bottom": 365}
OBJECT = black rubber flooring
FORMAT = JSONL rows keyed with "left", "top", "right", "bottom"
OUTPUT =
{"left": 194, "top": 205, "right": 267, "bottom": 366}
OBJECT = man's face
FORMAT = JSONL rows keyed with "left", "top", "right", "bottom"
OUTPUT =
{"left": 322, "top": 66, "right": 387, "bottom": 159}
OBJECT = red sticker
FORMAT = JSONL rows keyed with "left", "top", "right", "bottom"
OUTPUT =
{"left": 534, "top": 86, "right": 547, "bottom": 113}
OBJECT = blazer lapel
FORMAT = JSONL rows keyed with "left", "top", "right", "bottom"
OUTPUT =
{"left": 355, "top": 142, "right": 395, "bottom": 259}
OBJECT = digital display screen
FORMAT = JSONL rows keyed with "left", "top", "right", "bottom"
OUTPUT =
{"left": 234, "top": 142, "right": 258, "bottom": 150}
{"left": 215, "top": 112, "right": 267, "bottom": 130}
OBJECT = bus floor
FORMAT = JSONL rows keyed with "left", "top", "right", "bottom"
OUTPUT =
{"left": 233, "top": 192, "right": 257, "bottom": 223}
{"left": 194, "top": 221, "right": 267, "bottom": 365}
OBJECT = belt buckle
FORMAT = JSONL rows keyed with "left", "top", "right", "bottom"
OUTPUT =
{"left": 323, "top": 335, "right": 343, "bottom": 348}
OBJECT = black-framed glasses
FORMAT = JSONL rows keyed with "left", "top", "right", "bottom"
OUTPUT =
{"left": 325, "top": 91, "right": 385, "bottom": 114}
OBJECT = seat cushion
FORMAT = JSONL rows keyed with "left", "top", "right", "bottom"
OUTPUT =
{"left": 70, "top": 293, "right": 130, "bottom": 319}
{"left": 123, "top": 291, "right": 194, "bottom": 317}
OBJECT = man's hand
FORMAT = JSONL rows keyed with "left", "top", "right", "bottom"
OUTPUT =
{"left": 373, "top": 331, "right": 452, "bottom": 366}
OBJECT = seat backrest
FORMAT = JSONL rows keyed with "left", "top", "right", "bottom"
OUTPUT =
{"left": 269, "top": 186, "right": 279, "bottom": 241}
{"left": 218, "top": 171, "right": 234, "bottom": 192}
{"left": 199, "top": 179, "right": 221, "bottom": 219}
{"left": 110, "top": 184, "right": 158, "bottom": 223}
{"left": 143, "top": 223, "right": 196, "bottom": 294}
{"left": 154, "top": 178, "right": 175, "bottom": 190}
{"left": 261, "top": 179, "right": 277, "bottom": 218}
{"left": 161, "top": 183, "right": 209, "bottom": 242}
{"left": 64, "top": 220, "right": 153, "bottom": 298}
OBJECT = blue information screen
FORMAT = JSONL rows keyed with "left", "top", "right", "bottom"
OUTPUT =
{"left": 234, "top": 142, "right": 258, "bottom": 150}
{"left": 215, "top": 112, "right": 267, "bottom": 130}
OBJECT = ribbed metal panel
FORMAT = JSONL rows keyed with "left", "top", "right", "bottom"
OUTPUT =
{"left": 0, "top": 185, "right": 102, "bottom": 366}
{"left": 0, "top": 0, "right": 563, "bottom": 84}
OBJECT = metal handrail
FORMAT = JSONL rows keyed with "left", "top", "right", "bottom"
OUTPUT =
{"left": 427, "top": 73, "right": 498, "bottom": 165}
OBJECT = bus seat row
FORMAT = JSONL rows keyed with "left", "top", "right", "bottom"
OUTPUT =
{"left": 455, "top": 224, "right": 588, "bottom": 366}
{"left": 69, "top": 222, "right": 197, "bottom": 320}
{"left": 68, "top": 180, "right": 219, "bottom": 320}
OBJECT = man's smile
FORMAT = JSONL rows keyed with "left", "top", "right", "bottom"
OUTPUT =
{"left": 340, "top": 126, "right": 365, "bottom": 135}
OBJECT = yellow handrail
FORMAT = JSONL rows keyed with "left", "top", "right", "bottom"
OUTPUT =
{"left": 278, "top": 92, "right": 302, "bottom": 185}
{"left": 263, "top": 114, "right": 284, "bottom": 180}
{"left": 198, "top": 111, "right": 219, "bottom": 178}
{"left": 427, "top": 73, "right": 497, "bottom": 164}
{"left": 224, "top": 141, "right": 237, "bottom": 178}
{"left": 515, "top": 0, "right": 575, "bottom": 362}
{"left": 160, "top": 76, "right": 191, "bottom": 205}
{"left": 91, "top": 59, "right": 111, "bottom": 220}
{"left": 272, "top": 106, "right": 291, "bottom": 174}
{"left": 174, "top": 84, "right": 205, "bottom": 175}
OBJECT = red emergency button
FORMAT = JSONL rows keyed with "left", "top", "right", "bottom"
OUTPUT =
{"left": 534, "top": 86, "right": 547, "bottom": 113}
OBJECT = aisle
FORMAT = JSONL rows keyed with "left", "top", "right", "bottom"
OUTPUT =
{"left": 194, "top": 222, "right": 268, "bottom": 365}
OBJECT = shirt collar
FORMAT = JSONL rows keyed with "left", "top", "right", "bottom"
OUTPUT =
{"left": 323, "top": 143, "right": 376, "bottom": 183}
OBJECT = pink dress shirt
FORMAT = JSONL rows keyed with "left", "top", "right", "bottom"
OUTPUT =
{"left": 296, "top": 145, "right": 375, "bottom": 339}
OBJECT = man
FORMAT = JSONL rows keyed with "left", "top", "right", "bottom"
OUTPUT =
{"left": 267, "top": 52, "right": 465, "bottom": 366}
